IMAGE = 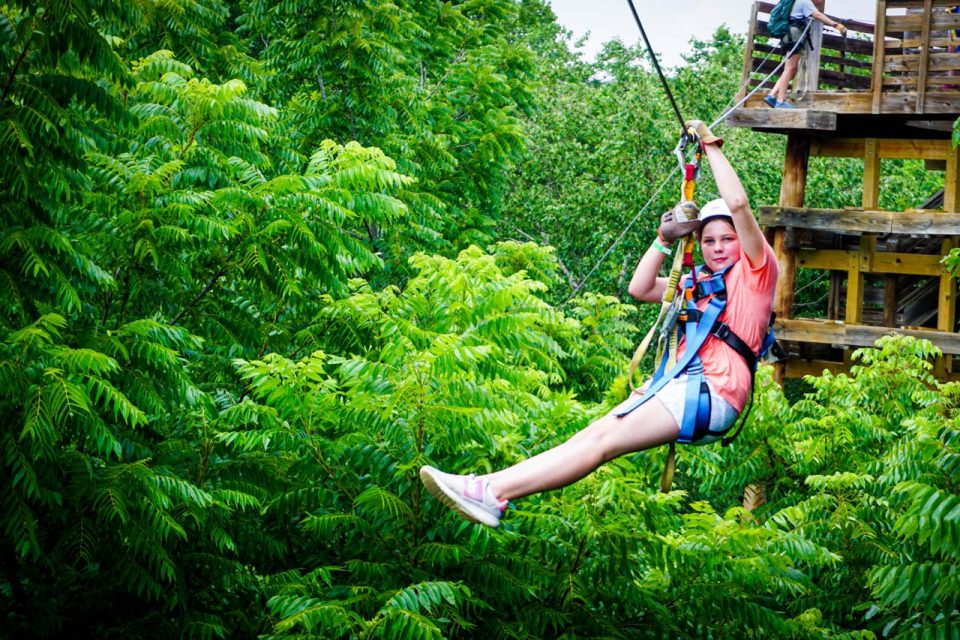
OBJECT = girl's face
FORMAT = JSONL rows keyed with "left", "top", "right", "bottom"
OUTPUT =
{"left": 699, "top": 220, "right": 740, "bottom": 272}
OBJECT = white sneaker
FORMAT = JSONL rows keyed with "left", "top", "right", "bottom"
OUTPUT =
{"left": 419, "top": 466, "right": 507, "bottom": 528}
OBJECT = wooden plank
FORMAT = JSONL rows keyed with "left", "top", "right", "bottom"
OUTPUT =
{"left": 891, "top": 36, "right": 960, "bottom": 48}
{"left": 930, "top": 12, "right": 960, "bottom": 29}
{"left": 883, "top": 76, "right": 920, "bottom": 88}
{"left": 775, "top": 318, "right": 960, "bottom": 355}
{"left": 725, "top": 108, "right": 837, "bottom": 131}
{"left": 887, "top": 0, "right": 960, "bottom": 7}
{"left": 885, "top": 12, "right": 960, "bottom": 31}
{"left": 873, "top": 0, "right": 889, "bottom": 113}
{"left": 759, "top": 206, "right": 960, "bottom": 234}
{"left": 760, "top": 208, "right": 889, "bottom": 232}
{"left": 886, "top": 52, "right": 960, "bottom": 73}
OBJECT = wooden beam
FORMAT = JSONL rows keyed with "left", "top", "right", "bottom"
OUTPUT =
{"left": 759, "top": 206, "right": 960, "bottom": 235}
{"left": 872, "top": 251, "right": 946, "bottom": 276}
{"left": 811, "top": 138, "right": 952, "bottom": 161}
{"left": 797, "top": 248, "right": 851, "bottom": 271}
{"left": 797, "top": 249, "right": 945, "bottom": 276}
{"left": 784, "top": 356, "right": 960, "bottom": 382}
{"left": 775, "top": 318, "right": 960, "bottom": 355}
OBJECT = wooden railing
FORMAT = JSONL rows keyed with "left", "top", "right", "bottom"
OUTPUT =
{"left": 738, "top": 1, "right": 875, "bottom": 99}
{"left": 739, "top": 0, "right": 960, "bottom": 114}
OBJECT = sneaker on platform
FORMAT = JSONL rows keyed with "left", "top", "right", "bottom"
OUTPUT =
{"left": 774, "top": 100, "right": 796, "bottom": 109}
{"left": 763, "top": 94, "right": 777, "bottom": 108}
{"left": 419, "top": 466, "right": 507, "bottom": 528}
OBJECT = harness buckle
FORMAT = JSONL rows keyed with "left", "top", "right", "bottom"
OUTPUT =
{"left": 711, "top": 323, "right": 731, "bottom": 341}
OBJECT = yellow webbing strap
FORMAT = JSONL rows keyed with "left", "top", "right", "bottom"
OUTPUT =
{"left": 660, "top": 442, "right": 676, "bottom": 493}
{"left": 626, "top": 242, "right": 687, "bottom": 391}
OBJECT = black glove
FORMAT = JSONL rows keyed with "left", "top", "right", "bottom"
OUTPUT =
{"left": 658, "top": 201, "right": 701, "bottom": 243}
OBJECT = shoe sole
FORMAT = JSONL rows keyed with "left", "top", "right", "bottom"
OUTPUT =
{"left": 419, "top": 466, "right": 500, "bottom": 528}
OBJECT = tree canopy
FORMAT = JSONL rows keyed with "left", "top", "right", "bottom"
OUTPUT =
{"left": 1, "top": 1, "right": 958, "bottom": 639}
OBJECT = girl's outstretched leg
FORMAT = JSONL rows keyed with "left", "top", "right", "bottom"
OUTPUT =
{"left": 419, "top": 394, "right": 679, "bottom": 527}
{"left": 484, "top": 394, "right": 678, "bottom": 501}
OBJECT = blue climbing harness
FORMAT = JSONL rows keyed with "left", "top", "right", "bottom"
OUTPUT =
{"left": 615, "top": 264, "right": 776, "bottom": 446}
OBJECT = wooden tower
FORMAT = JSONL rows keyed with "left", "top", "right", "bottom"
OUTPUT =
{"left": 730, "top": 0, "right": 960, "bottom": 382}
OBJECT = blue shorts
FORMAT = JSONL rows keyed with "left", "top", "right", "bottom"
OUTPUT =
{"left": 640, "top": 374, "right": 739, "bottom": 445}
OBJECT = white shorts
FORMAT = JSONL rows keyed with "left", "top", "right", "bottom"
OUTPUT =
{"left": 639, "top": 374, "right": 739, "bottom": 445}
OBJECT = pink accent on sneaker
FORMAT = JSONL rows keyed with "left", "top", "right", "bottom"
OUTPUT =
{"left": 463, "top": 476, "right": 484, "bottom": 501}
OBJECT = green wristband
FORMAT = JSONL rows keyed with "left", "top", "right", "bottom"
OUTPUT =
{"left": 652, "top": 238, "right": 672, "bottom": 256}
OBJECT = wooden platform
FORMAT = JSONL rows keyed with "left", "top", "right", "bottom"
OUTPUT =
{"left": 735, "top": 1, "right": 960, "bottom": 125}
{"left": 728, "top": 106, "right": 958, "bottom": 138}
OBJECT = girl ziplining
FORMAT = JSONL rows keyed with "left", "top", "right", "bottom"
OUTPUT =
{"left": 420, "top": 120, "right": 779, "bottom": 527}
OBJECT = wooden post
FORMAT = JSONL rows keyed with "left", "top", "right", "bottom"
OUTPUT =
{"left": 945, "top": 143, "right": 960, "bottom": 213}
{"left": 937, "top": 238, "right": 957, "bottom": 377}
{"left": 871, "top": 1, "right": 888, "bottom": 114}
{"left": 750, "top": 135, "right": 810, "bottom": 514}
{"left": 843, "top": 138, "right": 880, "bottom": 363}
{"left": 883, "top": 277, "right": 898, "bottom": 327}
{"left": 916, "top": 0, "right": 933, "bottom": 113}
{"left": 943, "top": 143, "right": 960, "bottom": 376}
{"left": 772, "top": 135, "right": 810, "bottom": 384}
{"left": 863, "top": 138, "right": 881, "bottom": 210}
{"left": 847, "top": 235, "right": 874, "bottom": 327}
{"left": 801, "top": 21, "right": 824, "bottom": 98}
{"left": 738, "top": 2, "right": 760, "bottom": 102}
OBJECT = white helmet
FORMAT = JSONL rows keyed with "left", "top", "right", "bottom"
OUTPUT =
{"left": 699, "top": 198, "right": 734, "bottom": 229}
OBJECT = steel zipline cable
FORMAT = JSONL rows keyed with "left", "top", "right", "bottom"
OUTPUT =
{"left": 625, "top": 0, "right": 686, "bottom": 129}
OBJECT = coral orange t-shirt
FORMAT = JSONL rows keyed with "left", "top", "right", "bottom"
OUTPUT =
{"left": 677, "top": 241, "right": 779, "bottom": 412}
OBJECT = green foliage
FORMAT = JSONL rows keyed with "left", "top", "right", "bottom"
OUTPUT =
{"left": 3, "top": 1, "right": 959, "bottom": 638}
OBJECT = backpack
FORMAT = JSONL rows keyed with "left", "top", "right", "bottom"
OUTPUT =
{"left": 767, "top": 0, "right": 795, "bottom": 38}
